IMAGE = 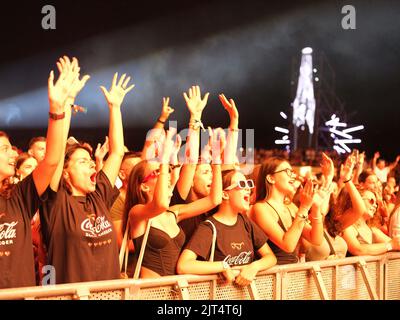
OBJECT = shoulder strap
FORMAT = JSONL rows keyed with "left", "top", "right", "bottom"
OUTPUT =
{"left": 205, "top": 219, "right": 217, "bottom": 262}
{"left": 119, "top": 218, "right": 130, "bottom": 275}
{"left": 265, "top": 201, "right": 290, "bottom": 232}
{"left": 323, "top": 229, "right": 336, "bottom": 255}
{"left": 133, "top": 219, "right": 153, "bottom": 279}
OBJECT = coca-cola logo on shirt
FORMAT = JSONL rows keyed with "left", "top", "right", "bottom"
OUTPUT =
{"left": 223, "top": 251, "right": 252, "bottom": 266}
{"left": 81, "top": 215, "right": 113, "bottom": 238}
{"left": 0, "top": 220, "right": 18, "bottom": 246}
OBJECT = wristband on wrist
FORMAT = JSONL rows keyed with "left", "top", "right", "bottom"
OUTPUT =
{"left": 343, "top": 177, "right": 352, "bottom": 184}
{"left": 48, "top": 112, "right": 65, "bottom": 120}
{"left": 297, "top": 212, "right": 308, "bottom": 221}
{"left": 157, "top": 118, "right": 166, "bottom": 125}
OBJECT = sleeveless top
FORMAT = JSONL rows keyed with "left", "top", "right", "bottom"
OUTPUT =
{"left": 133, "top": 211, "right": 186, "bottom": 276}
{"left": 265, "top": 201, "right": 299, "bottom": 265}
{"left": 305, "top": 229, "right": 348, "bottom": 261}
{"left": 346, "top": 223, "right": 373, "bottom": 257}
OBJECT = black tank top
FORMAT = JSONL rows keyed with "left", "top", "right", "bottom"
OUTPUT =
{"left": 133, "top": 226, "right": 186, "bottom": 276}
{"left": 265, "top": 201, "right": 299, "bottom": 265}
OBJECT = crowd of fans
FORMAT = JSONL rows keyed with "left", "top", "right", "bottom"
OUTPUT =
{"left": 1, "top": 56, "right": 400, "bottom": 290}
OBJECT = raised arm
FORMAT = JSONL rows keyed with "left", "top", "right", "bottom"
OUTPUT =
{"left": 388, "top": 155, "right": 400, "bottom": 171}
{"left": 100, "top": 73, "right": 134, "bottom": 185}
{"left": 336, "top": 155, "right": 366, "bottom": 229}
{"left": 94, "top": 136, "right": 109, "bottom": 172}
{"left": 176, "top": 86, "right": 209, "bottom": 200}
{"left": 251, "top": 181, "right": 315, "bottom": 253}
{"left": 218, "top": 94, "right": 239, "bottom": 165}
{"left": 173, "top": 128, "right": 223, "bottom": 222}
{"left": 45, "top": 56, "right": 90, "bottom": 193}
{"left": 130, "top": 129, "right": 176, "bottom": 225}
{"left": 141, "top": 97, "right": 174, "bottom": 160}
{"left": 372, "top": 151, "right": 379, "bottom": 170}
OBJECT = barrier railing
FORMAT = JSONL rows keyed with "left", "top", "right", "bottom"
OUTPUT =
{"left": 1, "top": 253, "right": 399, "bottom": 300}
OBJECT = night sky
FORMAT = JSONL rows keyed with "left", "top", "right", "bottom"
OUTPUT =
{"left": 1, "top": 0, "right": 399, "bottom": 160}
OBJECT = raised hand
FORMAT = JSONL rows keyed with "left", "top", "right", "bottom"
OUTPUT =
{"left": 312, "top": 186, "right": 329, "bottom": 209}
{"left": 170, "top": 134, "right": 182, "bottom": 165}
{"left": 299, "top": 180, "right": 314, "bottom": 211}
{"left": 374, "top": 151, "right": 380, "bottom": 159}
{"left": 183, "top": 85, "right": 209, "bottom": 119}
{"left": 56, "top": 56, "right": 90, "bottom": 101}
{"left": 159, "top": 128, "right": 177, "bottom": 164}
{"left": 356, "top": 151, "right": 365, "bottom": 176}
{"left": 340, "top": 154, "right": 356, "bottom": 182}
{"left": 95, "top": 136, "right": 109, "bottom": 162}
{"left": 100, "top": 73, "right": 135, "bottom": 108}
{"left": 209, "top": 127, "right": 226, "bottom": 164}
{"left": 219, "top": 94, "right": 239, "bottom": 121}
{"left": 48, "top": 56, "right": 81, "bottom": 113}
{"left": 320, "top": 152, "right": 335, "bottom": 183}
{"left": 160, "top": 97, "right": 175, "bottom": 122}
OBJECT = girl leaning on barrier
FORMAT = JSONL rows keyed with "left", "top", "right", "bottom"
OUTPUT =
{"left": 0, "top": 56, "right": 75, "bottom": 288}
{"left": 177, "top": 170, "right": 277, "bottom": 287}
{"left": 123, "top": 127, "right": 223, "bottom": 278}
{"left": 249, "top": 156, "right": 324, "bottom": 265}
{"left": 342, "top": 188, "right": 400, "bottom": 256}
{"left": 40, "top": 60, "right": 133, "bottom": 284}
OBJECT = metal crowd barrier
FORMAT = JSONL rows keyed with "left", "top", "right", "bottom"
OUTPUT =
{"left": 1, "top": 252, "right": 399, "bottom": 300}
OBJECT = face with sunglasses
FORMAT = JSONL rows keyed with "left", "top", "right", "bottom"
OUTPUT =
{"left": 361, "top": 190, "right": 378, "bottom": 218}
{"left": 267, "top": 162, "right": 297, "bottom": 196}
{"left": 223, "top": 172, "right": 254, "bottom": 212}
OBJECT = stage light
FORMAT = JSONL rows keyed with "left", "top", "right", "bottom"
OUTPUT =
{"left": 313, "top": 68, "right": 317, "bottom": 73}
{"left": 280, "top": 112, "right": 288, "bottom": 119}
{"left": 325, "top": 114, "right": 364, "bottom": 154}
{"left": 274, "top": 126, "right": 289, "bottom": 134}
{"left": 315, "top": 77, "right": 319, "bottom": 82}
{"left": 275, "top": 139, "right": 291, "bottom": 145}
{"left": 292, "top": 47, "right": 316, "bottom": 134}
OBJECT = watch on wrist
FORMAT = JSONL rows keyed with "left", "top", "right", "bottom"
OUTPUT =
{"left": 222, "top": 260, "right": 230, "bottom": 270}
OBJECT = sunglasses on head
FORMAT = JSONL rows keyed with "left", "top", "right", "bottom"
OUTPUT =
{"left": 224, "top": 179, "right": 254, "bottom": 191}
{"left": 141, "top": 167, "right": 172, "bottom": 184}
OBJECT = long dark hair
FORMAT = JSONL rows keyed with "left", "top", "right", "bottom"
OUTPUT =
{"left": 0, "top": 131, "right": 14, "bottom": 199}
{"left": 122, "top": 160, "right": 149, "bottom": 235}
{"left": 255, "top": 156, "right": 286, "bottom": 202}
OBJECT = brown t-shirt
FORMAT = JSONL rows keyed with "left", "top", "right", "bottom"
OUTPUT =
{"left": 40, "top": 170, "right": 120, "bottom": 284}
{"left": 109, "top": 193, "right": 125, "bottom": 221}
{"left": 185, "top": 213, "right": 267, "bottom": 266}
{"left": 0, "top": 174, "right": 40, "bottom": 288}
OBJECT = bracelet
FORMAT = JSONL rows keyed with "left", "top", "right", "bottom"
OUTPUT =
{"left": 229, "top": 127, "right": 239, "bottom": 132}
{"left": 48, "top": 112, "right": 65, "bottom": 120}
{"left": 189, "top": 119, "right": 205, "bottom": 131}
{"left": 296, "top": 213, "right": 308, "bottom": 221}
{"left": 343, "top": 177, "right": 352, "bottom": 184}
{"left": 169, "top": 164, "right": 182, "bottom": 170}
{"left": 157, "top": 118, "right": 166, "bottom": 125}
